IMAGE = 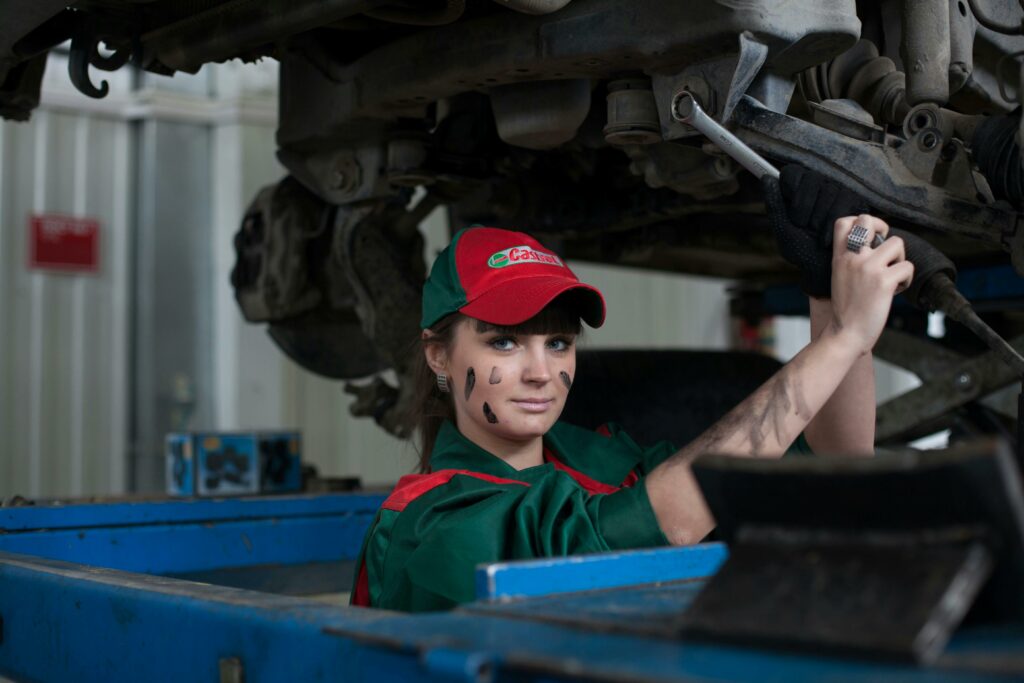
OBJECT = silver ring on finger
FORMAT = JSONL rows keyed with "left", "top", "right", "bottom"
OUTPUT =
{"left": 846, "top": 224, "right": 870, "bottom": 253}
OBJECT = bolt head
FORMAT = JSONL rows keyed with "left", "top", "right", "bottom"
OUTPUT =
{"left": 954, "top": 372, "right": 973, "bottom": 390}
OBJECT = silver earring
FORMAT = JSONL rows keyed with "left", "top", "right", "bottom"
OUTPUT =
{"left": 436, "top": 373, "right": 450, "bottom": 393}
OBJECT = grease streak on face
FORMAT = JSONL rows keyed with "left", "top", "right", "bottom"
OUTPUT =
{"left": 483, "top": 402, "right": 499, "bottom": 424}
{"left": 489, "top": 367, "right": 502, "bottom": 384}
{"left": 465, "top": 368, "right": 476, "bottom": 401}
{"left": 559, "top": 371, "right": 572, "bottom": 390}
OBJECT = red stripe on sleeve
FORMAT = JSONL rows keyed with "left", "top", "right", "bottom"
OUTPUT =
{"left": 382, "top": 470, "right": 529, "bottom": 512}
{"left": 544, "top": 448, "right": 622, "bottom": 495}
{"left": 596, "top": 424, "right": 612, "bottom": 438}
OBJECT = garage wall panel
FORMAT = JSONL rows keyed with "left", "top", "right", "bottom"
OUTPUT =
{"left": 0, "top": 105, "right": 131, "bottom": 499}
{"left": 133, "top": 119, "right": 216, "bottom": 492}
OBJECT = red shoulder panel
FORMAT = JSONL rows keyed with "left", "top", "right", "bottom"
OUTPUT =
{"left": 382, "top": 470, "right": 529, "bottom": 512}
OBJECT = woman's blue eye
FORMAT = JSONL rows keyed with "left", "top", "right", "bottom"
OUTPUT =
{"left": 548, "top": 337, "right": 573, "bottom": 351}
{"left": 490, "top": 337, "right": 515, "bottom": 351}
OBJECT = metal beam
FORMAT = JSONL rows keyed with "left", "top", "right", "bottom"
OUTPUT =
{"left": 0, "top": 494, "right": 384, "bottom": 587}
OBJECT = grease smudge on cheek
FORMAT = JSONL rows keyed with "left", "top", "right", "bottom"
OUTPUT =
{"left": 465, "top": 368, "right": 476, "bottom": 401}
{"left": 559, "top": 371, "right": 572, "bottom": 390}
{"left": 483, "top": 402, "right": 499, "bottom": 424}
{"left": 489, "top": 367, "right": 502, "bottom": 385}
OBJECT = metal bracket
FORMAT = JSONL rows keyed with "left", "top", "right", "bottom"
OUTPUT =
{"left": 721, "top": 31, "right": 769, "bottom": 123}
{"left": 874, "top": 330, "right": 1024, "bottom": 443}
{"left": 731, "top": 96, "right": 1017, "bottom": 258}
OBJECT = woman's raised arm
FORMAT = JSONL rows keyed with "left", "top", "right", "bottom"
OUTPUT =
{"left": 642, "top": 213, "right": 912, "bottom": 546}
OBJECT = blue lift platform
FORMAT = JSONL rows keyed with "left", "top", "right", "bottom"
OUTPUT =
{"left": 1, "top": 493, "right": 1023, "bottom": 682}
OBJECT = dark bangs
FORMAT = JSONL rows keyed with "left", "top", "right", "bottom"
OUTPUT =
{"left": 473, "top": 296, "right": 584, "bottom": 336}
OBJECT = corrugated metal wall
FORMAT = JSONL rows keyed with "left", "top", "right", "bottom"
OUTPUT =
{"left": 0, "top": 93, "right": 131, "bottom": 499}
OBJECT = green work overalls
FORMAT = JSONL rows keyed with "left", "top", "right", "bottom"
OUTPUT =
{"left": 350, "top": 419, "right": 676, "bottom": 612}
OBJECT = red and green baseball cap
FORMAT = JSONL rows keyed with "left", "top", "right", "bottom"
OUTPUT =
{"left": 421, "top": 227, "right": 606, "bottom": 329}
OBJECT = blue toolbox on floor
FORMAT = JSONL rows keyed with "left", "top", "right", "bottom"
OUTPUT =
{"left": 165, "top": 431, "right": 302, "bottom": 496}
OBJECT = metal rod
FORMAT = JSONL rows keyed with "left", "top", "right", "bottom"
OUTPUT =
{"left": 670, "top": 91, "right": 780, "bottom": 180}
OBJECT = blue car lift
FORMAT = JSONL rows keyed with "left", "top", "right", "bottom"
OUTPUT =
{"left": 2, "top": 493, "right": 1023, "bottom": 682}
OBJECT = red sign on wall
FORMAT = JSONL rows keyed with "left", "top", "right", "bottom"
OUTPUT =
{"left": 28, "top": 214, "right": 100, "bottom": 273}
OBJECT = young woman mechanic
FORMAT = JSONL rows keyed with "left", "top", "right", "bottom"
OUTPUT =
{"left": 351, "top": 207, "right": 913, "bottom": 612}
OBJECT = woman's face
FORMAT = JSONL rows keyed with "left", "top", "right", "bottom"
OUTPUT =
{"left": 439, "top": 317, "right": 577, "bottom": 447}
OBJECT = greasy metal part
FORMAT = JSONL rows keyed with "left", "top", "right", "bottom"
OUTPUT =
{"left": 873, "top": 328, "right": 968, "bottom": 379}
{"left": 895, "top": 126, "right": 994, "bottom": 205}
{"left": 144, "top": 0, "right": 381, "bottom": 73}
{"left": 0, "top": 0, "right": 66, "bottom": 85}
{"left": 266, "top": 313, "right": 385, "bottom": 380}
{"left": 904, "top": 102, "right": 954, "bottom": 141}
{"left": 671, "top": 92, "right": 779, "bottom": 180}
{"left": 491, "top": 0, "right": 573, "bottom": 15}
{"left": 799, "top": 39, "right": 910, "bottom": 127}
{"left": 901, "top": 0, "right": 952, "bottom": 105}
{"left": 603, "top": 78, "right": 662, "bottom": 146}
{"left": 0, "top": 52, "right": 45, "bottom": 121}
{"left": 386, "top": 135, "right": 434, "bottom": 187}
{"left": 278, "top": 142, "right": 392, "bottom": 205}
{"left": 967, "top": 0, "right": 1024, "bottom": 34}
{"left": 278, "top": 0, "right": 861, "bottom": 149}
{"left": 731, "top": 96, "right": 1016, "bottom": 253}
{"left": 926, "top": 276, "right": 1024, "bottom": 376}
{"left": 949, "top": 0, "right": 978, "bottom": 94}
{"left": 620, "top": 143, "right": 738, "bottom": 200}
{"left": 331, "top": 203, "right": 427, "bottom": 437}
{"left": 651, "top": 31, "right": 787, "bottom": 146}
{"left": 9, "top": 8, "right": 76, "bottom": 62}
{"left": 746, "top": 69, "right": 798, "bottom": 113}
{"left": 721, "top": 31, "right": 770, "bottom": 124}
{"left": 489, "top": 79, "right": 591, "bottom": 149}
{"left": 231, "top": 176, "right": 385, "bottom": 380}
{"left": 994, "top": 50, "right": 1024, "bottom": 105}
{"left": 808, "top": 99, "right": 885, "bottom": 143}
{"left": 232, "top": 177, "right": 328, "bottom": 323}
{"left": 876, "top": 333, "right": 1024, "bottom": 442}
{"left": 971, "top": 109, "right": 1024, "bottom": 208}
{"left": 343, "top": 376, "right": 400, "bottom": 425}
{"left": 364, "top": 0, "right": 466, "bottom": 26}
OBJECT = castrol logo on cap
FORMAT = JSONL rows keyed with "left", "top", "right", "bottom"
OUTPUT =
{"left": 487, "top": 245, "right": 563, "bottom": 269}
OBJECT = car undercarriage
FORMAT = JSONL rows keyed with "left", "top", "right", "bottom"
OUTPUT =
{"left": 5, "top": 0, "right": 1024, "bottom": 446}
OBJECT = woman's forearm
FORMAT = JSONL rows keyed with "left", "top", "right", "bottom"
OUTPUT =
{"left": 644, "top": 321, "right": 863, "bottom": 545}
{"left": 804, "top": 298, "right": 876, "bottom": 455}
